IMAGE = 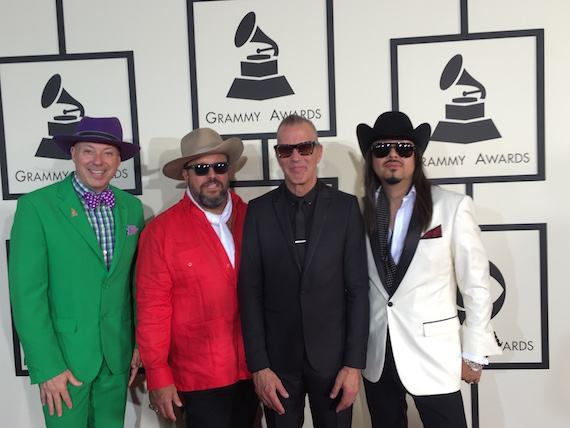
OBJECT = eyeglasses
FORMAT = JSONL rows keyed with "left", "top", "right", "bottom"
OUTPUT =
{"left": 274, "top": 141, "right": 317, "bottom": 158}
{"left": 184, "top": 162, "right": 229, "bottom": 176}
{"left": 371, "top": 142, "right": 415, "bottom": 158}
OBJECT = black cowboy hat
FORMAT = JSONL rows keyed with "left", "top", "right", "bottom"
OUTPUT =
{"left": 356, "top": 111, "right": 431, "bottom": 156}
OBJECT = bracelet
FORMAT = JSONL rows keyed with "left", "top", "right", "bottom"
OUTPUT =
{"left": 463, "top": 358, "right": 484, "bottom": 372}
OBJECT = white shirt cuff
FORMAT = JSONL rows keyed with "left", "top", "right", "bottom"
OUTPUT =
{"left": 462, "top": 352, "right": 489, "bottom": 365}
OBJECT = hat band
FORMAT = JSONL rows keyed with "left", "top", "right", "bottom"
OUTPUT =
{"left": 74, "top": 130, "right": 121, "bottom": 142}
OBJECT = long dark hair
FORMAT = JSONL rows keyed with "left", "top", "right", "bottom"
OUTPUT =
{"left": 362, "top": 147, "right": 433, "bottom": 237}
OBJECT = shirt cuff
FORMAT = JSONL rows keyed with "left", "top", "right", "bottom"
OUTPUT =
{"left": 462, "top": 351, "right": 489, "bottom": 365}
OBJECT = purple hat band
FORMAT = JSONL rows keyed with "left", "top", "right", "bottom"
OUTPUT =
{"left": 73, "top": 130, "right": 122, "bottom": 142}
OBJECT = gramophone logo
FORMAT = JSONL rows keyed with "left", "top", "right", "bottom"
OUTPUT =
{"left": 227, "top": 12, "right": 294, "bottom": 101}
{"left": 36, "top": 73, "right": 85, "bottom": 159}
{"left": 432, "top": 54, "right": 501, "bottom": 144}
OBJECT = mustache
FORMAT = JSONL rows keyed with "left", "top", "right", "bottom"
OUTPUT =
{"left": 383, "top": 159, "right": 402, "bottom": 166}
{"left": 200, "top": 178, "right": 224, "bottom": 189}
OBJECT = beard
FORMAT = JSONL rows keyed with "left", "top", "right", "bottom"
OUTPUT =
{"left": 191, "top": 178, "right": 228, "bottom": 210}
{"left": 384, "top": 175, "right": 402, "bottom": 185}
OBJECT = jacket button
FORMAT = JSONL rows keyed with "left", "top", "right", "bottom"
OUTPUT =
{"left": 188, "top": 262, "right": 192, "bottom": 267}
{"left": 387, "top": 302, "right": 393, "bottom": 307}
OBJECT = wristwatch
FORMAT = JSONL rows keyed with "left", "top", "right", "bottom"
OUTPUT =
{"left": 463, "top": 357, "right": 484, "bottom": 372}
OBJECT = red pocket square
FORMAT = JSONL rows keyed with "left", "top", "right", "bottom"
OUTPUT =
{"left": 421, "top": 225, "right": 442, "bottom": 239}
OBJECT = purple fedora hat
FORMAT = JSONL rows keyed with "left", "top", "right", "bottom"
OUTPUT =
{"left": 53, "top": 116, "right": 140, "bottom": 161}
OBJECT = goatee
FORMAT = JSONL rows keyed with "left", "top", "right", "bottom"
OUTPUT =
{"left": 384, "top": 176, "right": 402, "bottom": 185}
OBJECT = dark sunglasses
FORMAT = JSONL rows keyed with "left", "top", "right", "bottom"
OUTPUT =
{"left": 274, "top": 141, "right": 317, "bottom": 158}
{"left": 371, "top": 142, "right": 415, "bottom": 158}
{"left": 184, "top": 162, "right": 229, "bottom": 176}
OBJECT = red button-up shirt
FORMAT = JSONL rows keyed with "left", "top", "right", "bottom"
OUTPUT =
{"left": 135, "top": 192, "right": 251, "bottom": 391}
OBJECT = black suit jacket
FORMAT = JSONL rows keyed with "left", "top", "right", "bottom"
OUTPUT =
{"left": 239, "top": 181, "right": 369, "bottom": 374}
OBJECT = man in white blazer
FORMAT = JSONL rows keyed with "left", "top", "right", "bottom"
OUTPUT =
{"left": 356, "top": 111, "right": 501, "bottom": 427}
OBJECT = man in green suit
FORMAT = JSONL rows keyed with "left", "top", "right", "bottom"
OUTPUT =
{"left": 9, "top": 116, "right": 145, "bottom": 427}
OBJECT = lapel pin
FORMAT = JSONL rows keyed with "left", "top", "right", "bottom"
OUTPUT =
{"left": 70, "top": 208, "right": 78, "bottom": 217}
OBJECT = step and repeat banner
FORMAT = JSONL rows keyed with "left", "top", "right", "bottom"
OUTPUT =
{"left": 0, "top": 1, "right": 559, "bottom": 427}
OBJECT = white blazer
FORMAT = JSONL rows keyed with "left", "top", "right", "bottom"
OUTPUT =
{"left": 362, "top": 186, "right": 501, "bottom": 396}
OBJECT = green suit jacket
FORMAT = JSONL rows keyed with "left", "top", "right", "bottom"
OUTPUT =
{"left": 9, "top": 174, "right": 145, "bottom": 385}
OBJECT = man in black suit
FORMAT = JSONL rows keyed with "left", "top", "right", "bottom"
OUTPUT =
{"left": 239, "top": 114, "right": 369, "bottom": 428}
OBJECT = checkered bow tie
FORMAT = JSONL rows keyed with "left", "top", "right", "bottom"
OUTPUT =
{"left": 84, "top": 188, "right": 115, "bottom": 209}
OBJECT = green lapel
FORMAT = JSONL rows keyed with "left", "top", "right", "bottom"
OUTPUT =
{"left": 56, "top": 176, "right": 105, "bottom": 264}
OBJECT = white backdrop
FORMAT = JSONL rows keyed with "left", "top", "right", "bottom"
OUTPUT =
{"left": 1, "top": 1, "right": 569, "bottom": 427}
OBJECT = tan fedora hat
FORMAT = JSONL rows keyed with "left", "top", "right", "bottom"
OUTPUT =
{"left": 163, "top": 128, "right": 244, "bottom": 180}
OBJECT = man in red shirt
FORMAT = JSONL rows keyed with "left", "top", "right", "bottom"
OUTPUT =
{"left": 135, "top": 128, "right": 258, "bottom": 427}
